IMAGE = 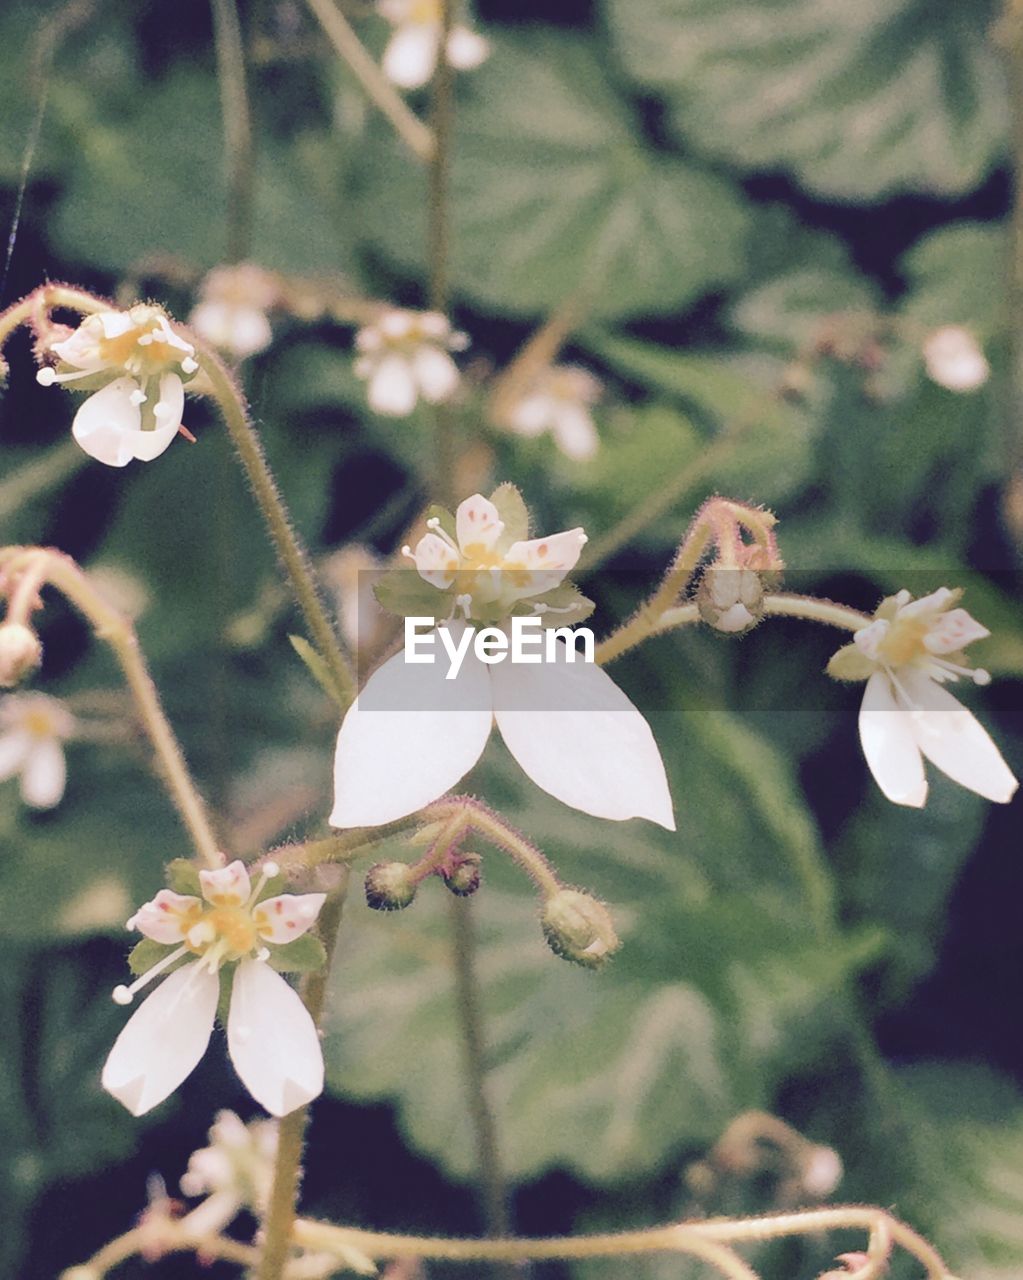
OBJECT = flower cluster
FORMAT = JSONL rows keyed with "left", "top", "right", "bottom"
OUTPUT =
{"left": 177, "top": 1109, "right": 278, "bottom": 1238}
{"left": 103, "top": 860, "right": 326, "bottom": 1117}
{"left": 828, "top": 588, "right": 1017, "bottom": 807}
{"left": 37, "top": 306, "right": 199, "bottom": 467}
{"left": 189, "top": 263, "right": 278, "bottom": 361}
{"left": 331, "top": 490, "right": 675, "bottom": 830}
{"left": 354, "top": 309, "right": 467, "bottom": 416}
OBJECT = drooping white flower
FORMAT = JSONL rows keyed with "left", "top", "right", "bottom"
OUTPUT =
{"left": 330, "top": 493, "right": 675, "bottom": 830}
{"left": 178, "top": 1109, "right": 278, "bottom": 1239}
{"left": 506, "top": 365, "right": 602, "bottom": 461}
{"left": 828, "top": 588, "right": 1017, "bottom": 808}
{"left": 0, "top": 692, "right": 75, "bottom": 809}
{"left": 922, "top": 325, "right": 990, "bottom": 393}
{"left": 189, "top": 264, "right": 278, "bottom": 361}
{"left": 36, "top": 305, "right": 199, "bottom": 467}
{"left": 354, "top": 309, "right": 467, "bottom": 416}
{"left": 102, "top": 861, "right": 326, "bottom": 1118}
{"left": 378, "top": 0, "right": 489, "bottom": 90}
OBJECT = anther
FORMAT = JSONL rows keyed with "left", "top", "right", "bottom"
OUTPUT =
{"left": 112, "top": 985, "right": 133, "bottom": 1005}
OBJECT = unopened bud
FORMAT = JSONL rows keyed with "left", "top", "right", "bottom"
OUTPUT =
{"left": 540, "top": 889, "right": 620, "bottom": 969}
{"left": 697, "top": 567, "right": 764, "bottom": 634}
{"left": 364, "top": 862, "right": 418, "bottom": 911}
{"left": 441, "top": 851, "right": 482, "bottom": 897}
{"left": 0, "top": 623, "right": 43, "bottom": 686}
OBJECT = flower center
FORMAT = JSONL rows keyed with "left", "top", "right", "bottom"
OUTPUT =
{"left": 23, "top": 709, "right": 57, "bottom": 738}
{"left": 188, "top": 904, "right": 259, "bottom": 961}
{"left": 99, "top": 323, "right": 189, "bottom": 379}
{"left": 877, "top": 617, "right": 929, "bottom": 667}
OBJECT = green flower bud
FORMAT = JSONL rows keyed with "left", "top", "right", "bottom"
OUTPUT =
{"left": 0, "top": 623, "right": 42, "bottom": 687}
{"left": 364, "top": 862, "right": 418, "bottom": 911}
{"left": 540, "top": 889, "right": 620, "bottom": 969}
{"left": 441, "top": 851, "right": 482, "bottom": 897}
{"left": 697, "top": 567, "right": 764, "bottom": 634}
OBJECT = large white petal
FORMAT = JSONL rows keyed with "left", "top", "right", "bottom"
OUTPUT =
{"left": 858, "top": 671, "right": 928, "bottom": 808}
{"left": 491, "top": 648, "right": 675, "bottom": 829}
{"left": 367, "top": 354, "right": 418, "bottom": 416}
{"left": 899, "top": 669, "right": 1018, "bottom": 803}
{"left": 20, "top": 738, "right": 66, "bottom": 809}
{"left": 329, "top": 627, "right": 493, "bottom": 827}
{"left": 228, "top": 960, "right": 323, "bottom": 1116}
{"left": 382, "top": 23, "right": 439, "bottom": 89}
{"left": 412, "top": 345, "right": 460, "bottom": 404}
{"left": 130, "top": 372, "right": 183, "bottom": 461}
{"left": 552, "top": 403, "right": 599, "bottom": 461}
{"left": 102, "top": 961, "right": 218, "bottom": 1116}
{"left": 71, "top": 377, "right": 143, "bottom": 467}
{"left": 0, "top": 730, "right": 30, "bottom": 783}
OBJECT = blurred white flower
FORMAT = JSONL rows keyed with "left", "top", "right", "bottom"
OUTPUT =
{"left": 354, "top": 309, "right": 468, "bottom": 416}
{"left": 829, "top": 588, "right": 1017, "bottom": 808}
{"left": 922, "top": 325, "right": 989, "bottom": 392}
{"left": 330, "top": 493, "right": 675, "bottom": 830}
{"left": 103, "top": 861, "right": 325, "bottom": 1117}
{"left": 506, "top": 365, "right": 602, "bottom": 461}
{"left": 37, "top": 305, "right": 199, "bottom": 466}
{"left": 0, "top": 692, "right": 75, "bottom": 809}
{"left": 190, "top": 264, "right": 278, "bottom": 361}
{"left": 378, "top": 0, "right": 489, "bottom": 90}
{"left": 322, "top": 544, "right": 387, "bottom": 653}
{"left": 178, "top": 1109, "right": 278, "bottom": 1239}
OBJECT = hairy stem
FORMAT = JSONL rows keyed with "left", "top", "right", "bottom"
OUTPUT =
{"left": 303, "top": 0, "right": 434, "bottom": 162}
{"left": 201, "top": 350, "right": 357, "bottom": 709}
{"left": 428, "top": 0, "right": 457, "bottom": 506}
{"left": 210, "top": 0, "right": 254, "bottom": 262}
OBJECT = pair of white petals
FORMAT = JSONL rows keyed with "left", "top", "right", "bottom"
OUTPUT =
{"left": 383, "top": 23, "right": 489, "bottom": 90}
{"left": 330, "top": 625, "right": 675, "bottom": 829}
{"left": 72, "top": 373, "right": 184, "bottom": 467}
{"left": 859, "top": 668, "right": 1018, "bottom": 808}
{"left": 102, "top": 958, "right": 323, "bottom": 1118}
{"left": 364, "top": 347, "right": 460, "bottom": 416}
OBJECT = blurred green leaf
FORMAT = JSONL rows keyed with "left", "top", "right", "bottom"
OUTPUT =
{"left": 356, "top": 32, "right": 749, "bottom": 319}
{"left": 607, "top": 0, "right": 1006, "bottom": 199}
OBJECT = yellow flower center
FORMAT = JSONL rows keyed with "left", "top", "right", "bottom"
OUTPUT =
{"left": 189, "top": 904, "right": 259, "bottom": 960}
{"left": 23, "top": 709, "right": 57, "bottom": 738}
{"left": 99, "top": 323, "right": 184, "bottom": 378}
{"left": 877, "top": 617, "right": 929, "bottom": 667}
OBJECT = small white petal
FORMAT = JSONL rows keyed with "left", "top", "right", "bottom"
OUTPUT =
{"left": 102, "top": 961, "right": 219, "bottom": 1116}
{"left": 410, "top": 530, "right": 460, "bottom": 588}
{"left": 551, "top": 403, "right": 599, "bottom": 461}
{"left": 200, "top": 860, "right": 252, "bottom": 906}
{"left": 228, "top": 960, "right": 324, "bottom": 1116}
{"left": 412, "top": 345, "right": 460, "bottom": 404}
{"left": 923, "top": 607, "right": 990, "bottom": 655}
{"left": 71, "top": 377, "right": 143, "bottom": 467}
{"left": 382, "top": 23, "right": 439, "bottom": 89}
{"left": 853, "top": 619, "right": 888, "bottom": 662}
{"left": 0, "top": 730, "right": 30, "bottom": 783}
{"left": 491, "top": 648, "right": 676, "bottom": 829}
{"left": 253, "top": 893, "right": 327, "bottom": 944}
{"left": 899, "top": 669, "right": 1018, "bottom": 804}
{"left": 503, "top": 528, "right": 587, "bottom": 598}
{"left": 455, "top": 494, "right": 504, "bottom": 554}
{"left": 128, "top": 889, "right": 203, "bottom": 943}
{"left": 923, "top": 326, "right": 989, "bottom": 392}
{"left": 366, "top": 355, "right": 419, "bottom": 416}
{"left": 330, "top": 627, "right": 493, "bottom": 827}
{"left": 20, "top": 738, "right": 66, "bottom": 809}
{"left": 858, "top": 671, "right": 928, "bottom": 808}
{"left": 507, "top": 394, "right": 552, "bottom": 438}
{"left": 446, "top": 25, "right": 489, "bottom": 70}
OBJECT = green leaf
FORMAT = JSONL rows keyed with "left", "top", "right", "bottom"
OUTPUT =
{"left": 289, "top": 633, "right": 346, "bottom": 708}
{"left": 373, "top": 570, "right": 452, "bottom": 620}
{"left": 607, "top": 0, "right": 1007, "bottom": 200}
{"left": 489, "top": 483, "right": 530, "bottom": 543}
{"left": 127, "top": 936, "right": 185, "bottom": 977}
{"left": 267, "top": 933, "right": 328, "bottom": 973}
{"left": 165, "top": 857, "right": 202, "bottom": 895}
{"left": 522, "top": 582, "right": 596, "bottom": 628}
{"left": 900, "top": 222, "right": 1007, "bottom": 335}
{"left": 355, "top": 32, "right": 748, "bottom": 319}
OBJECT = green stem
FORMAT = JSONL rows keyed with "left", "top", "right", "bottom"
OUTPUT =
{"left": 428, "top": 0, "right": 457, "bottom": 506}
{"left": 201, "top": 351, "right": 357, "bottom": 709}
{"left": 302, "top": 0, "right": 434, "bottom": 162}
{"left": 210, "top": 0, "right": 254, "bottom": 263}
{"left": 256, "top": 875, "right": 350, "bottom": 1280}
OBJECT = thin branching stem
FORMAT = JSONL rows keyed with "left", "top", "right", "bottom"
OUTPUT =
{"left": 210, "top": 0, "right": 254, "bottom": 262}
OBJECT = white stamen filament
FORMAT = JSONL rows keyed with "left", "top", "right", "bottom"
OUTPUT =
{"left": 247, "top": 861, "right": 280, "bottom": 907}
{"left": 112, "top": 943, "right": 189, "bottom": 1004}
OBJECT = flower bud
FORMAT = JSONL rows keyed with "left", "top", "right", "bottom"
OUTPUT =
{"left": 0, "top": 623, "right": 43, "bottom": 687}
{"left": 540, "top": 889, "right": 620, "bottom": 969}
{"left": 364, "top": 861, "right": 418, "bottom": 911}
{"left": 697, "top": 567, "right": 764, "bottom": 634}
{"left": 440, "top": 851, "right": 482, "bottom": 897}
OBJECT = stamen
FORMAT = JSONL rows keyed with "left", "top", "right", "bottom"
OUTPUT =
{"left": 111, "top": 944, "right": 189, "bottom": 1004}
{"left": 35, "top": 366, "right": 97, "bottom": 387}
{"left": 247, "top": 860, "right": 280, "bottom": 906}
{"left": 180, "top": 356, "right": 198, "bottom": 374}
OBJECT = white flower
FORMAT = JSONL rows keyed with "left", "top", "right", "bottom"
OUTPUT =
{"left": 829, "top": 588, "right": 1017, "bottom": 808}
{"left": 102, "top": 861, "right": 326, "bottom": 1118}
{"left": 322, "top": 544, "right": 387, "bottom": 654}
{"left": 178, "top": 1109, "right": 278, "bottom": 1239}
{"left": 0, "top": 692, "right": 74, "bottom": 809}
{"left": 506, "top": 365, "right": 602, "bottom": 461}
{"left": 189, "top": 264, "right": 278, "bottom": 361}
{"left": 330, "top": 494, "right": 675, "bottom": 830}
{"left": 354, "top": 309, "right": 468, "bottom": 416}
{"left": 922, "top": 325, "right": 990, "bottom": 393}
{"left": 378, "top": 0, "right": 489, "bottom": 90}
{"left": 37, "top": 305, "right": 199, "bottom": 467}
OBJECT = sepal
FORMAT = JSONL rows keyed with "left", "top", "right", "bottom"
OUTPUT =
{"left": 826, "top": 643, "right": 876, "bottom": 682}
{"left": 266, "top": 934, "right": 328, "bottom": 973}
